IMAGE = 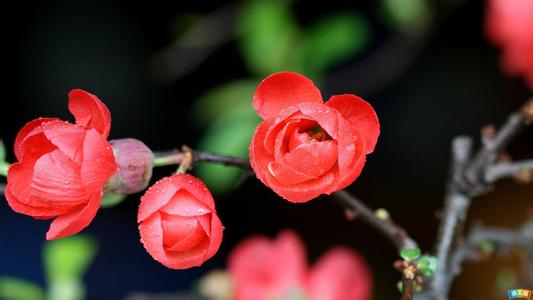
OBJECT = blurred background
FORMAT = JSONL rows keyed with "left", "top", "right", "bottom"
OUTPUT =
{"left": 0, "top": 0, "right": 532, "bottom": 299}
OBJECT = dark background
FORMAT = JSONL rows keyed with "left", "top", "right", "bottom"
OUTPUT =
{"left": 1, "top": 1, "right": 531, "bottom": 299}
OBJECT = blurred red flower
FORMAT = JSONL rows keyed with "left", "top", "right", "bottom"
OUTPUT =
{"left": 250, "top": 72, "right": 380, "bottom": 203}
{"left": 228, "top": 230, "right": 372, "bottom": 300}
{"left": 138, "top": 174, "right": 223, "bottom": 269}
{"left": 485, "top": 0, "right": 533, "bottom": 88}
{"left": 5, "top": 89, "right": 117, "bottom": 240}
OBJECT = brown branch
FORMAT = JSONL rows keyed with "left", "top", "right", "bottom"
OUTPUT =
{"left": 485, "top": 159, "right": 533, "bottom": 183}
{"left": 431, "top": 100, "right": 533, "bottom": 299}
{"left": 331, "top": 190, "right": 417, "bottom": 251}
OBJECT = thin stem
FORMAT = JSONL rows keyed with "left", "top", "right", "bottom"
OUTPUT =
{"left": 331, "top": 190, "right": 418, "bottom": 251}
{"left": 153, "top": 150, "right": 251, "bottom": 170}
{"left": 402, "top": 275, "right": 415, "bottom": 300}
{"left": 176, "top": 147, "right": 193, "bottom": 174}
{"left": 485, "top": 159, "right": 533, "bottom": 183}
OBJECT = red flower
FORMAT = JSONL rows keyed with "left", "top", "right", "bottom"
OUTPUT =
{"left": 250, "top": 72, "right": 379, "bottom": 203}
{"left": 228, "top": 230, "right": 372, "bottom": 300}
{"left": 138, "top": 174, "right": 223, "bottom": 269}
{"left": 485, "top": 0, "right": 533, "bottom": 88}
{"left": 306, "top": 247, "right": 372, "bottom": 300}
{"left": 228, "top": 231, "right": 307, "bottom": 300}
{"left": 5, "top": 89, "right": 117, "bottom": 240}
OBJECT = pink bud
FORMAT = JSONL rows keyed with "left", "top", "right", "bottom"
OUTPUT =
{"left": 106, "top": 138, "right": 154, "bottom": 194}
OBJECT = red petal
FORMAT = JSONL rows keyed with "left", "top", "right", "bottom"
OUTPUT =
{"left": 167, "top": 174, "right": 215, "bottom": 211}
{"left": 253, "top": 72, "right": 323, "bottom": 120}
{"left": 14, "top": 118, "right": 60, "bottom": 161}
{"left": 5, "top": 163, "right": 70, "bottom": 218}
{"left": 46, "top": 191, "right": 102, "bottom": 240}
{"left": 160, "top": 190, "right": 213, "bottom": 217}
{"left": 161, "top": 214, "right": 203, "bottom": 251}
{"left": 42, "top": 122, "right": 86, "bottom": 164}
{"left": 68, "top": 89, "right": 111, "bottom": 138}
{"left": 31, "top": 149, "right": 87, "bottom": 206}
{"left": 282, "top": 141, "right": 338, "bottom": 178}
{"left": 307, "top": 247, "right": 372, "bottom": 300}
{"left": 326, "top": 94, "right": 380, "bottom": 154}
{"left": 265, "top": 171, "right": 335, "bottom": 203}
{"left": 250, "top": 121, "right": 275, "bottom": 186}
{"left": 79, "top": 129, "right": 117, "bottom": 192}
{"left": 203, "top": 213, "right": 223, "bottom": 262}
{"left": 138, "top": 177, "right": 182, "bottom": 222}
{"left": 267, "top": 161, "right": 316, "bottom": 185}
{"left": 299, "top": 102, "right": 339, "bottom": 139}
{"left": 139, "top": 213, "right": 168, "bottom": 264}
{"left": 329, "top": 147, "right": 366, "bottom": 193}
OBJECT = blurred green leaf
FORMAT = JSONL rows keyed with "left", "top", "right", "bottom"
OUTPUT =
{"left": 400, "top": 247, "right": 421, "bottom": 261}
{"left": 191, "top": 80, "right": 258, "bottom": 126}
{"left": 302, "top": 13, "right": 370, "bottom": 75}
{"left": 396, "top": 280, "right": 403, "bottom": 293}
{"left": 196, "top": 105, "right": 260, "bottom": 194}
{"left": 48, "top": 278, "right": 85, "bottom": 300}
{"left": 238, "top": 0, "right": 301, "bottom": 75}
{"left": 380, "top": 0, "right": 432, "bottom": 35}
{"left": 417, "top": 255, "right": 438, "bottom": 277}
{"left": 0, "top": 277, "right": 45, "bottom": 300}
{"left": 43, "top": 235, "right": 98, "bottom": 283}
{"left": 100, "top": 193, "right": 127, "bottom": 208}
{"left": 0, "top": 139, "right": 6, "bottom": 162}
{"left": 476, "top": 239, "right": 495, "bottom": 255}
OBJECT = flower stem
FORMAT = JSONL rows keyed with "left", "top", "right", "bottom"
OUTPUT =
{"left": 153, "top": 152, "right": 183, "bottom": 167}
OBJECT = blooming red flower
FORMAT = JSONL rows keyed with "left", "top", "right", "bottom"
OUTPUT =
{"left": 249, "top": 72, "right": 380, "bottom": 203}
{"left": 485, "top": 0, "right": 533, "bottom": 88}
{"left": 228, "top": 230, "right": 372, "bottom": 300}
{"left": 5, "top": 89, "right": 117, "bottom": 240}
{"left": 138, "top": 174, "right": 223, "bottom": 269}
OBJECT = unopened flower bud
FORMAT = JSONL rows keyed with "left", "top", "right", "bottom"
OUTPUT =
{"left": 105, "top": 138, "right": 154, "bottom": 194}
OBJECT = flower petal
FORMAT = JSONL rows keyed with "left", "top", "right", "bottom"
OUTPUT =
{"left": 79, "top": 129, "right": 117, "bottom": 193}
{"left": 167, "top": 174, "right": 215, "bottom": 211}
{"left": 46, "top": 191, "right": 102, "bottom": 240}
{"left": 160, "top": 214, "right": 203, "bottom": 251}
{"left": 14, "top": 118, "right": 60, "bottom": 161}
{"left": 42, "top": 122, "right": 86, "bottom": 164}
{"left": 253, "top": 72, "right": 322, "bottom": 120}
{"left": 250, "top": 120, "right": 275, "bottom": 186}
{"left": 267, "top": 161, "right": 316, "bottom": 185}
{"left": 326, "top": 94, "right": 380, "bottom": 154}
{"left": 282, "top": 141, "right": 338, "bottom": 178}
{"left": 265, "top": 171, "right": 335, "bottom": 203}
{"left": 138, "top": 177, "right": 182, "bottom": 222}
{"left": 160, "top": 190, "right": 213, "bottom": 217}
{"left": 68, "top": 89, "right": 112, "bottom": 138}
{"left": 31, "top": 149, "right": 87, "bottom": 206}
{"left": 307, "top": 247, "right": 372, "bottom": 300}
{"left": 5, "top": 162, "right": 71, "bottom": 218}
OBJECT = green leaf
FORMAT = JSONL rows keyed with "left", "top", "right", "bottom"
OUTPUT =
{"left": 396, "top": 280, "right": 403, "bottom": 293}
{"left": 476, "top": 239, "right": 495, "bottom": 255}
{"left": 238, "top": 0, "right": 301, "bottom": 75}
{"left": 0, "top": 277, "right": 45, "bottom": 300}
{"left": 100, "top": 193, "right": 127, "bottom": 208}
{"left": 191, "top": 80, "right": 258, "bottom": 127}
{"left": 380, "top": 0, "right": 432, "bottom": 35}
{"left": 417, "top": 255, "right": 438, "bottom": 277}
{"left": 301, "top": 13, "right": 370, "bottom": 75}
{"left": 43, "top": 235, "right": 98, "bottom": 283}
{"left": 0, "top": 139, "right": 5, "bottom": 162}
{"left": 47, "top": 278, "right": 85, "bottom": 300}
{"left": 400, "top": 247, "right": 421, "bottom": 261}
{"left": 195, "top": 105, "right": 260, "bottom": 194}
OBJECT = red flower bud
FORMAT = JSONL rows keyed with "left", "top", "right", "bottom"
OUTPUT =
{"left": 105, "top": 138, "right": 154, "bottom": 195}
{"left": 485, "top": 0, "right": 533, "bottom": 88}
{"left": 138, "top": 174, "right": 223, "bottom": 269}
{"left": 250, "top": 72, "right": 380, "bottom": 203}
{"left": 5, "top": 89, "right": 117, "bottom": 240}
